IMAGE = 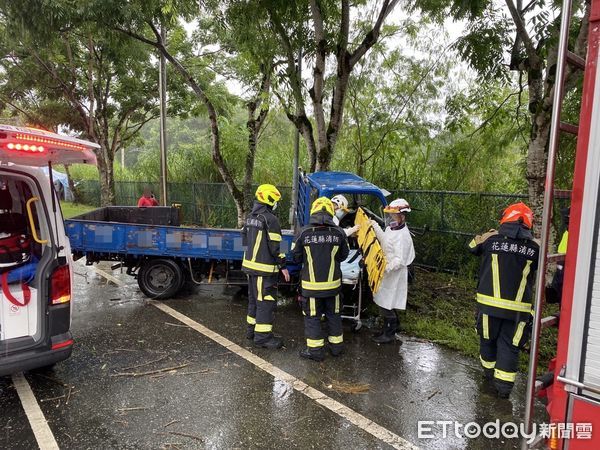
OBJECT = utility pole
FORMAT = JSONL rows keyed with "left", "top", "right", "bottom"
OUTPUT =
{"left": 289, "top": 48, "right": 302, "bottom": 228}
{"left": 158, "top": 25, "right": 168, "bottom": 206}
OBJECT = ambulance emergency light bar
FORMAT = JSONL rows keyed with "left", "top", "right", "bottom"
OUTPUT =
{"left": 0, "top": 125, "right": 98, "bottom": 166}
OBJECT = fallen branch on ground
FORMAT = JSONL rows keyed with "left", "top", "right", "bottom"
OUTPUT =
{"left": 117, "top": 406, "right": 150, "bottom": 412}
{"left": 118, "top": 355, "right": 168, "bottom": 371}
{"left": 111, "top": 363, "right": 189, "bottom": 378}
{"left": 164, "top": 322, "right": 190, "bottom": 328}
{"left": 156, "top": 431, "right": 203, "bottom": 441}
{"left": 40, "top": 391, "right": 77, "bottom": 403}
{"left": 166, "top": 431, "right": 203, "bottom": 441}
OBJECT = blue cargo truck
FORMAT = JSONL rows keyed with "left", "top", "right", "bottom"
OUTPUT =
{"left": 65, "top": 171, "right": 389, "bottom": 300}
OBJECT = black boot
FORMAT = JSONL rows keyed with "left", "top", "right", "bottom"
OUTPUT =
{"left": 483, "top": 368, "right": 494, "bottom": 382}
{"left": 246, "top": 325, "right": 255, "bottom": 340}
{"left": 495, "top": 379, "right": 513, "bottom": 399}
{"left": 328, "top": 344, "right": 345, "bottom": 357}
{"left": 372, "top": 317, "right": 397, "bottom": 344}
{"left": 254, "top": 336, "right": 284, "bottom": 349}
{"left": 299, "top": 348, "right": 325, "bottom": 362}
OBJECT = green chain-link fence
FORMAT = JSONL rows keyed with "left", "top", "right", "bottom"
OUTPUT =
{"left": 391, "top": 189, "right": 571, "bottom": 275}
{"left": 76, "top": 181, "right": 570, "bottom": 274}
{"left": 76, "top": 180, "right": 293, "bottom": 228}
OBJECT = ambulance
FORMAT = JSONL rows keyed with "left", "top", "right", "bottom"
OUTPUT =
{"left": 0, "top": 125, "right": 97, "bottom": 375}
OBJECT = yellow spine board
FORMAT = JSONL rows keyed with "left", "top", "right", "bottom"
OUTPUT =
{"left": 355, "top": 208, "right": 387, "bottom": 293}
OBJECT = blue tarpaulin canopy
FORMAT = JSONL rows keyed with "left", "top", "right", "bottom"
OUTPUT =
{"left": 40, "top": 167, "right": 73, "bottom": 201}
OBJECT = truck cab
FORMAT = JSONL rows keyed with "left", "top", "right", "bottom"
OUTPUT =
{"left": 295, "top": 170, "right": 389, "bottom": 231}
{"left": 0, "top": 125, "right": 98, "bottom": 376}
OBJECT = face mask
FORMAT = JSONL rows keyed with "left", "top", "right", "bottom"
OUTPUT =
{"left": 335, "top": 209, "right": 345, "bottom": 219}
{"left": 272, "top": 201, "right": 278, "bottom": 211}
{"left": 385, "top": 214, "right": 404, "bottom": 228}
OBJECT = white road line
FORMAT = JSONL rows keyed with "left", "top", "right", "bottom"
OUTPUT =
{"left": 87, "top": 265, "right": 418, "bottom": 448}
{"left": 12, "top": 373, "right": 60, "bottom": 450}
{"left": 150, "top": 300, "right": 419, "bottom": 450}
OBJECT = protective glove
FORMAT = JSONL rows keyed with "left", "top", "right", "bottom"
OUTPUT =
{"left": 370, "top": 219, "right": 379, "bottom": 228}
{"left": 344, "top": 224, "right": 360, "bottom": 237}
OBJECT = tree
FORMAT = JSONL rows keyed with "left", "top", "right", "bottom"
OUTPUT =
{"left": 103, "top": 0, "right": 279, "bottom": 224}
{"left": 0, "top": 1, "right": 178, "bottom": 205}
{"left": 263, "top": 0, "right": 401, "bottom": 171}
{"left": 414, "top": 0, "right": 591, "bottom": 225}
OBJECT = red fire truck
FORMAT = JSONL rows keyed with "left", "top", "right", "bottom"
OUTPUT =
{"left": 523, "top": 0, "right": 600, "bottom": 448}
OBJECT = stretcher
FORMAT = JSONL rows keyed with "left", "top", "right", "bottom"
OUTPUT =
{"left": 340, "top": 249, "right": 364, "bottom": 330}
{"left": 339, "top": 208, "right": 387, "bottom": 331}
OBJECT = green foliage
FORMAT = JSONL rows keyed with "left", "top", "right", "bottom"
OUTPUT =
{"left": 59, "top": 201, "right": 96, "bottom": 219}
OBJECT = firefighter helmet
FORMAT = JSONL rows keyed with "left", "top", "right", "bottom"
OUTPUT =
{"left": 310, "top": 197, "right": 335, "bottom": 216}
{"left": 384, "top": 198, "right": 411, "bottom": 214}
{"left": 331, "top": 194, "right": 349, "bottom": 211}
{"left": 255, "top": 184, "right": 281, "bottom": 207}
{"left": 500, "top": 202, "right": 533, "bottom": 229}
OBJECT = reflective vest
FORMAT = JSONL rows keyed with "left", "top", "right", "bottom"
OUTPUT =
{"left": 292, "top": 212, "right": 349, "bottom": 298}
{"left": 468, "top": 224, "right": 539, "bottom": 321}
{"left": 241, "top": 202, "right": 286, "bottom": 276}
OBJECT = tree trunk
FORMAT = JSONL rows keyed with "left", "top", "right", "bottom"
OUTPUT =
{"left": 63, "top": 165, "right": 79, "bottom": 203}
{"left": 242, "top": 106, "right": 259, "bottom": 225}
{"left": 96, "top": 146, "right": 116, "bottom": 206}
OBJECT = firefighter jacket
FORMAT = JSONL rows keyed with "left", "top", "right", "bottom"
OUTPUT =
{"left": 468, "top": 222, "right": 539, "bottom": 321}
{"left": 292, "top": 212, "right": 350, "bottom": 298}
{"left": 241, "top": 201, "right": 286, "bottom": 276}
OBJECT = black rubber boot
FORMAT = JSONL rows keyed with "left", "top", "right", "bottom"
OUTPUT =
{"left": 254, "top": 336, "right": 284, "bottom": 349}
{"left": 495, "top": 379, "right": 513, "bottom": 399}
{"left": 299, "top": 348, "right": 325, "bottom": 362}
{"left": 328, "top": 344, "right": 345, "bottom": 357}
{"left": 372, "top": 318, "right": 397, "bottom": 344}
{"left": 246, "top": 325, "right": 255, "bottom": 340}
{"left": 483, "top": 368, "right": 494, "bottom": 382}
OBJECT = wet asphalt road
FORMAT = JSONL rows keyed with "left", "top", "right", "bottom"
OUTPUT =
{"left": 0, "top": 263, "right": 548, "bottom": 449}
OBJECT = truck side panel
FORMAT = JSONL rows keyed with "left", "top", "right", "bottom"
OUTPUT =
{"left": 65, "top": 220, "right": 294, "bottom": 261}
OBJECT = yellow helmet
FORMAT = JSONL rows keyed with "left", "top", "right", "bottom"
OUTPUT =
{"left": 255, "top": 184, "right": 281, "bottom": 206}
{"left": 310, "top": 197, "right": 335, "bottom": 217}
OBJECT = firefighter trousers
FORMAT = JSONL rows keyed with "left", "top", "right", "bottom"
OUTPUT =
{"left": 302, "top": 295, "right": 344, "bottom": 357}
{"left": 246, "top": 275, "right": 278, "bottom": 344}
{"left": 477, "top": 312, "right": 530, "bottom": 395}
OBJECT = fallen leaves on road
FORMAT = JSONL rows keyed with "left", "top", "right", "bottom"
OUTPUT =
{"left": 325, "top": 379, "right": 370, "bottom": 394}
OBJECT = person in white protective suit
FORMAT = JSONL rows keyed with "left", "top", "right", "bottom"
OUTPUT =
{"left": 370, "top": 198, "right": 415, "bottom": 344}
{"left": 331, "top": 194, "right": 359, "bottom": 237}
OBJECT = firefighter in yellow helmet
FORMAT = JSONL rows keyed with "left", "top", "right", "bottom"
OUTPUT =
{"left": 292, "top": 197, "right": 349, "bottom": 361}
{"left": 241, "top": 184, "right": 290, "bottom": 349}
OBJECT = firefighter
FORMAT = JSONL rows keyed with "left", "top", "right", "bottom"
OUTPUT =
{"left": 370, "top": 198, "right": 415, "bottom": 344}
{"left": 241, "top": 184, "right": 290, "bottom": 349}
{"left": 468, "top": 202, "right": 539, "bottom": 398}
{"left": 546, "top": 207, "right": 569, "bottom": 305}
{"left": 292, "top": 197, "right": 349, "bottom": 361}
{"left": 331, "top": 194, "right": 360, "bottom": 236}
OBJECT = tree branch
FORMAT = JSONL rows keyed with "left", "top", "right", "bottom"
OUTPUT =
{"left": 504, "top": 0, "right": 538, "bottom": 63}
{"left": 349, "top": 0, "right": 399, "bottom": 68}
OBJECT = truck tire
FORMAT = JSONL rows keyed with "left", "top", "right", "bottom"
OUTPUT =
{"left": 138, "top": 259, "right": 183, "bottom": 300}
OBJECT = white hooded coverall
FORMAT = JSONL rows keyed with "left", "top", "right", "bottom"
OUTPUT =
{"left": 371, "top": 222, "right": 415, "bottom": 310}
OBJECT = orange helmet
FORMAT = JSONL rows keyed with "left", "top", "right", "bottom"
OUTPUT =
{"left": 500, "top": 202, "right": 533, "bottom": 229}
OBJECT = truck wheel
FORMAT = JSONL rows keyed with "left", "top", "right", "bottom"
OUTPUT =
{"left": 138, "top": 259, "right": 183, "bottom": 300}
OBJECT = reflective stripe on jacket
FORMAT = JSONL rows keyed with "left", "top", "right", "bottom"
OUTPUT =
{"left": 292, "top": 212, "right": 349, "bottom": 298}
{"left": 468, "top": 222, "right": 539, "bottom": 321}
{"left": 241, "top": 201, "right": 286, "bottom": 276}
